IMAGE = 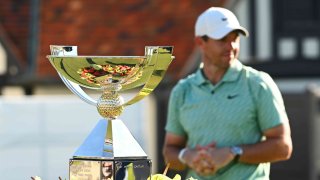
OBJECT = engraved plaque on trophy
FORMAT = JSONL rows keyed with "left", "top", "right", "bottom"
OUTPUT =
{"left": 47, "top": 45, "right": 174, "bottom": 180}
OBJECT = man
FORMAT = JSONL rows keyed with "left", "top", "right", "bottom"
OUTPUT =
{"left": 163, "top": 7, "right": 292, "bottom": 180}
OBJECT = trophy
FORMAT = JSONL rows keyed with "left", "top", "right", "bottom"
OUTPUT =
{"left": 47, "top": 45, "right": 174, "bottom": 180}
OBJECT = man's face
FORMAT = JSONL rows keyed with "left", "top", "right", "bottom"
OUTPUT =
{"left": 102, "top": 161, "right": 113, "bottom": 178}
{"left": 199, "top": 31, "right": 240, "bottom": 70}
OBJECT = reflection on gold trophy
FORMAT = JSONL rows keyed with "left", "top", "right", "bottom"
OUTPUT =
{"left": 47, "top": 45, "right": 174, "bottom": 180}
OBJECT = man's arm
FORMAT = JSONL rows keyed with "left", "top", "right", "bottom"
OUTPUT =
{"left": 198, "top": 121, "right": 292, "bottom": 176}
{"left": 162, "top": 132, "right": 187, "bottom": 170}
{"left": 207, "top": 121, "right": 292, "bottom": 167}
{"left": 238, "top": 121, "right": 292, "bottom": 163}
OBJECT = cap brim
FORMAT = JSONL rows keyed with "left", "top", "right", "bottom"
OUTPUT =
{"left": 207, "top": 26, "right": 249, "bottom": 40}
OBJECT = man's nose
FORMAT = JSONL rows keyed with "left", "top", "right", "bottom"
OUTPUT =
{"left": 226, "top": 41, "right": 236, "bottom": 50}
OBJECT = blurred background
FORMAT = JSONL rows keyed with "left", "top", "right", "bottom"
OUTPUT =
{"left": 1, "top": 0, "right": 320, "bottom": 179}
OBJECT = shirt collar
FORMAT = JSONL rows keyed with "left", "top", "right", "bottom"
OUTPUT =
{"left": 193, "top": 60, "right": 243, "bottom": 86}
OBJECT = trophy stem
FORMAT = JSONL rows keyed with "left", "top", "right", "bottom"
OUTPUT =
{"left": 97, "top": 83, "right": 124, "bottom": 120}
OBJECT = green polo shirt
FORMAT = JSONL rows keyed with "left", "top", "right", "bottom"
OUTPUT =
{"left": 165, "top": 60, "right": 288, "bottom": 180}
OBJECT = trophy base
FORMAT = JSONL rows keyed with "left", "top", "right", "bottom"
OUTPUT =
{"left": 69, "top": 157, "right": 152, "bottom": 180}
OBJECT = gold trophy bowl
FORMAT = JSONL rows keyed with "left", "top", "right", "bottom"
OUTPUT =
{"left": 47, "top": 45, "right": 174, "bottom": 180}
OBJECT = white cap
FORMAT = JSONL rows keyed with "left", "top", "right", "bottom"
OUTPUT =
{"left": 195, "top": 7, "right": 249, "bottom": 40}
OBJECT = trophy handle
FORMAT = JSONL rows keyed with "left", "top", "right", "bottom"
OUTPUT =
{"left": 59, "top": 72, "right": 97, "bottom": 106}
{"left": 50, "top": 45, "right": 97, "bottom": 106}
{"left": 123, "top": 46, "right": 174, "bottom": 106}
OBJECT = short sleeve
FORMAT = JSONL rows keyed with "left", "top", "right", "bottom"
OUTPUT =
{"left": 251, "top": 72, "right": 288, "bottom": 132}
{"left": 165, "top": 82, "right": 187, "bottom": 137}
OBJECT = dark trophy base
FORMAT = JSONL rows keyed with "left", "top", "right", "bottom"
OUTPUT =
{"left": 69, "top": 158, "right": 152, "bottom": 180}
